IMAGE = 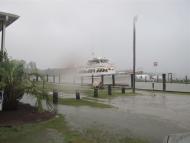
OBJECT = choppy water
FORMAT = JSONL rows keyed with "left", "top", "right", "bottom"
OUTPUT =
{"left": 48, "top": 74, "right": 190, "bottom": 92}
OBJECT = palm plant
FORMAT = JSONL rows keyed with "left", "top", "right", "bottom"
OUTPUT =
{"left": 0, "top": 52, "right": 52, "bottom": 111}
{"left": 0, "top": 60, "right": 26, "bottom": 110}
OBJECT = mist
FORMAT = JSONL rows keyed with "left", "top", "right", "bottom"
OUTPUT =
{"left": 0, "top": 0, "right": 189, "bottom": 77}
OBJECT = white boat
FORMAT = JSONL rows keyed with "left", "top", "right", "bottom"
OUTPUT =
{"left": 78, "top": 57, "right": 116, "bottom": 77}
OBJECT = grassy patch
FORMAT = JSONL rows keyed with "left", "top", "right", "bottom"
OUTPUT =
{"left": 48, "top": 95, "right": 112, "bottom": 108}
{"left": 0, "top": 115, "right": 148, "bottom": 143}
{"left": 0, "top": 115, "right": 91, "bottom": 143}
{"left": 82, "top": 88, "right": 138, "bottom": 99}
{"left": 98, "top": 89, "right": 137, "bottom": 99}
{"left": 81, "top": 128, "right": 148, "bottom": 143}
{"left": 58, "top": 98, "right": 112, "bottom": 108}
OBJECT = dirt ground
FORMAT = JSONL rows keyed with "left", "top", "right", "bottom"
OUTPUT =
{"left": 0, "top": 103, "right": 55, "bottom": 126}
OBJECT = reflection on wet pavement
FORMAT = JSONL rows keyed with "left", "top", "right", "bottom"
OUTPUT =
{"left": 56, "top": 91, "right": 190, "bottom": 143}
{"left": 21, "top": 91, "right": 190, "bottom": 143}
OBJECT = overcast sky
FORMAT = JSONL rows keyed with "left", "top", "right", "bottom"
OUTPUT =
{"left": 0, "top": 0, "right": 190, "bottom": 77}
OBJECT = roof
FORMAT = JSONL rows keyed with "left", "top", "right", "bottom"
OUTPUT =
{"left": 0, "top": 12, "right": 19, "bottom": 31}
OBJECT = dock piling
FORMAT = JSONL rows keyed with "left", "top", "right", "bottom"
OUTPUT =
{"left": 46, "top": 74, "right": 49, "bottom": 82}
{"left": 94, "top": 87, "right": 98, "bottom": 97}
{"left": 101, "top": 75, "right": 104, "bottom": 86}
{"left": 91, "top": 75, "right": 94, "bottom": 86}
{"left": 112, "top": 74, "right": 115, "bottom": 86}
{"left": 53, "top": 90, "right": 58, "bottom": 104}
{"left": 162, "top": 74, "right": 166, "bottom": 91}
{"left": 108, "top": 85, "right": 112, "bottom": 95}
{"left": 121, "top": 87, "right": 125, "bottom": 94}
{"left": 76, "top": 91, "right": 80, "bottom": 100}
{"left": 131, "top": 74, "right": 134, "bottom": 89}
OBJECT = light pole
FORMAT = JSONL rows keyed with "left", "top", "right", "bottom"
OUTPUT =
{"left": 133, "top": 16, "right": 138, "bottom": 93}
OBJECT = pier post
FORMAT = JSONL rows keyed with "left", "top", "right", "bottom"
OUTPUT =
{"left": 76, "top": 90, "right": 80, "bottom": 100}
{"left": 46, "top": 74, "right": 49, "bottom": 82}
{"left": 112, "top": 74, "right": 115, "bottom": 86}
{"left": 91, "top": 75, "right": 94, "bottom": 86}
{"left": 152, "top": 82, "right": 155, "bottom": 91}
{"left": 131, "top": 74, "right": 134, "bottom": 89}
{"left": 108, "top": 85, "right": 112, "bottom": 95}
{"left": 101, "top": 75, "right": 104, "bottom": 86}
{"left": 43, "top": 78, "right": 45, "bottom": 89}
{"left": 53, "top": 90, "right": 58, "bottom": 104}
{"left": 94, "top": 87, "right": 98, "bottom": 97}
{"left": 122, "top": 87, "right": 125, "bottom": 94}
{"left": 162, "top": 74, "right": 166, "bottom": 91}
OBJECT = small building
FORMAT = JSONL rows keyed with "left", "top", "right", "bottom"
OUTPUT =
{"left": 136, "top": 74, "right": 151, "bottom": 81}
{"left": 0, "top": 12, "right": 19, "bottom": 111}
{"left": 0, "top": 11, "right": 19, "bottom": 61}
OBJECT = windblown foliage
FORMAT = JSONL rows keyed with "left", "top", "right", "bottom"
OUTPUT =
{"left": 0, "top": 52, "right": 52, "bottom": 111}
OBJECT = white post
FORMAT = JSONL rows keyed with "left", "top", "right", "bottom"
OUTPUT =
{"left": 0, "top": 91, "right": 4, "bottom": 111}
{"left": 1, "top": 19, "right": 6, "bottom": 62}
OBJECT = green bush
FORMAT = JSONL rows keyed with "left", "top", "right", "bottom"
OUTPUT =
{"left": 0, "top": 52, "right": 51, "bottom": 111}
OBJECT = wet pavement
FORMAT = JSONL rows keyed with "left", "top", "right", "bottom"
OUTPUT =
{"left": 21, "top": 91, "right": 190, "bottom": 143}
{"left": 56, "top": 91, "right": 190, "bottom": 143}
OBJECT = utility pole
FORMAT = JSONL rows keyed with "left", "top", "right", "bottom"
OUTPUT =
{"left": 133, "top": 16, "right": 138, "bottom": 93}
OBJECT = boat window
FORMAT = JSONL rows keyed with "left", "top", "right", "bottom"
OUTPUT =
{"left": 100, "top": 59, "right": 108, "bottom": 63}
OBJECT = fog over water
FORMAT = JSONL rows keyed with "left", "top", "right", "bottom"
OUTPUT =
{"left": 0, "top": 0, "right": 189, "bottom": 77}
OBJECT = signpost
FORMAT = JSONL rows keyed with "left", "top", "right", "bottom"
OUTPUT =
{"left": 153, "top": 61, "right": 158, "bottom": 82}
{"left": 152, "top": 62, "right": 158, "bottom": 93}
